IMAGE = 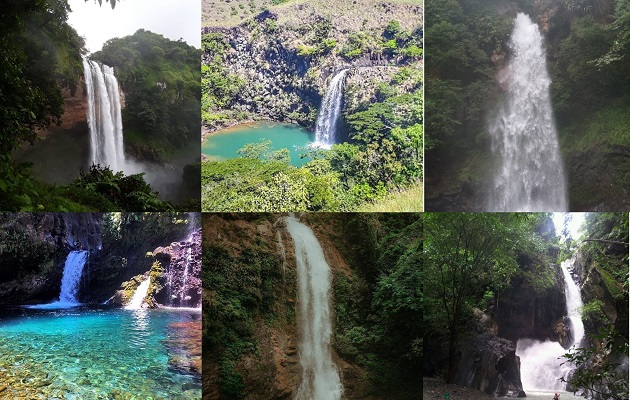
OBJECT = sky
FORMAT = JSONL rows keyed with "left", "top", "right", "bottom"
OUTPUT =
{"left": 552, "top": 212, "right": 586, "bottom": 240}
{"left": 67, "top": 0, "right": 201, "bottom": 53}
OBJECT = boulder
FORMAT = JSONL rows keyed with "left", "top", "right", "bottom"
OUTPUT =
{"left": 453, "top": 333, "right": 525, "bottom": 397}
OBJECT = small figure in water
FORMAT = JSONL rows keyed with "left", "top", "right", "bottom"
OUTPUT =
{"left": 553, "top": 393, "right": 560, "bottom": 400}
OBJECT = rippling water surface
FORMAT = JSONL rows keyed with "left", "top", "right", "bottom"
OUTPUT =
{"left": 0, "top": 307, "right": 201, "bottom": 399}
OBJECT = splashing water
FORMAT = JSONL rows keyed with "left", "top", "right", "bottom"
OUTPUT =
{"left": 28, "top": 250, "right": 89, "bottom": 309}
{"left": 313, "top": 70, "right": 348, "bottom": 148}
{"left": 285, "top": 216, "right": 343, "bottom": 400}
{"left": 517, "top": 257, "right": 584, "bottom": 391}
{"left": 83, "top": 56, "right": 125, "bottom": 172}
{"left": 489, "top": 13, "right": 567, "bottom": 211}
{"left": 125, "top": 277, "right": 151, "bottom": 310}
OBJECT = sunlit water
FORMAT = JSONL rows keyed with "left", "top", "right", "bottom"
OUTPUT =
{"left": 0, "top": 307, "right": 201, "bottom": 399}
{"left": 202, "top": 122, "right": 315, "bottom": 166}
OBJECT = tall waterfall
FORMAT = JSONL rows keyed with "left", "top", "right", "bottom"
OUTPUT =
{"left": 516, "top": 257, "right": 584, "bottom": 391}
{"left": 488, "top": 13, "right": 567, "bottom": 211}
{"left": 28, "top": 250, "right": 89, "bottom": 309}
{"left": 124, "top": 277, "right": 151, "bottom": 310}
{"left": 314, "top": 69, "right": 348, "bottom": 148}
{"left": 82, "top": 56, "right": 125, "bottom": 172}
{"left": 285, "top": 216, "right": 343, "bottom": 400}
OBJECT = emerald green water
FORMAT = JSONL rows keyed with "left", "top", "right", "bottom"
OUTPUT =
{"left": 202, "top": 122, "right": 315, "bottom": 166}
{"left": 0, "top": 307, "right": 201, "bottom": 399}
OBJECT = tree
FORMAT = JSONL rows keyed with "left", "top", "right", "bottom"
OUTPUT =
{"left": 424, "top": 213, "right": 539, "bottom": 381}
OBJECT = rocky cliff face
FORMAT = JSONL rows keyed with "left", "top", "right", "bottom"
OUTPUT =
{"left": 495, "top": 265, "right": 568, "bottom": 345}
{"left": 0, "top": 213, "right": 102, "bottom": 304}
{"left": 204, "top": 0, "right": 422, "bottom": 133}
{"left": 152, "top": 228, "right": 203, "bottom": 308}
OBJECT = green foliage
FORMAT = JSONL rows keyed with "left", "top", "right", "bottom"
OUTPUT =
{"left": 328, "top": 214, "right": 423, "bottom": 397}
{"left": 582, "top": 212, "right": 629, "bottom": 299}
{"left": 0, "top": 0, "right": 84, "bottom": 154}
{"left": 68, "top": 164, "right": 173, "bottom": 211}
{"left": 0, "top": 213, "right": 56, "bottom": 280}
{"left": 202, "top": 229, "right": 283, "bottom": 399}
{"left": 201, "top": 157, "right": 343, "bottom": 212}
{"left": 424, "top": 213, "right": 544, "bottom": 380}
{"left": 424, "top": 0, "right": 511, "bottom": 159}
{"left": 201, "top": 34, "right": 245, "bottom": 125}
{"left": 562, "top": 327, "right": 629, "bottom": 400}
{"left": 579, "top": 299, "right": 607, "bottom": 323}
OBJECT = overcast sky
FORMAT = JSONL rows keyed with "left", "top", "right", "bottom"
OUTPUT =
{"left": 553, "top": 212, "right": 586, "bottom": 240}
{"left": 67, "top": 0, "right": 201, "bottom": 53}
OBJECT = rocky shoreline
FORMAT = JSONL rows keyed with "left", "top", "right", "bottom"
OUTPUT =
{"left": 424, "top": 377, "right": 494, "bottom": 400}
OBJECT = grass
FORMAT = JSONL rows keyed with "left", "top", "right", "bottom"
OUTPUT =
{"left": 203, "top": 0, "right": 422, "bottom": 29}
{"left": 357, "top": 181, "right": 423, "bottom": 212}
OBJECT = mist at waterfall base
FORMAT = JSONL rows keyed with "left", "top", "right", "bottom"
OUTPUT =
{"left": 488, "top": 13, "right": 567, "bottom": 211}
{"left": 0, "top": 307, "right": 201, "bottom": 398}
{"left": 516, "top": 258, "right": 585, "bottom": 394}
{"left": 83, "top": 56, "right": 197, "bottom": 204}
{"left": 285, "top": 216, "right": 343, "bottom": 400}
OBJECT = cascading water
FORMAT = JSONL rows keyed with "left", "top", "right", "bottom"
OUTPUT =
{"left": 516, "top": 257, "right": 584, "bottom": 391}
{"left": 28, "top": 250, "right": 89, "bottom": 309}
{"left": 160, "top": 229, "right": 202, "bottom": 309}
{"left": 488, "top": 13, "right": 567, "bottom": 211}
{"left": 285, "top": 216, "right": 343, "bottom": 400}
{"left": 124, "top": 277, "right": 151, "bottom": 310}
{"left": 313, "top": 69, "right": 348, "bottom": 148}
{"left": 82, "top": 56, "right": 125, "bottom": 172}
{"left": 180, "top": 247, "right": 192, "bottom": 307}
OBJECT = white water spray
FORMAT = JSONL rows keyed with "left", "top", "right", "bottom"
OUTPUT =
{"left": 83, "top": 56, "right": 125, "bottom": 172}
{"left": 489, "top": 13, "right": 567, "bottom": 211}
{"left": 517, "top": 257, "right": 584, "bottom": 391}
{"left": 181, "top": 247, "right": 192, "bottom": 306}
{"left": 314, "top": 69, "right": 348, "bottom": 148}
{"left": 285, "top": 216, "right": 343, "bottom": 400}
{"left": 124, "top": 277, "right": 151, "bottom": 310}
{"left": 28, "top": 250, "right": 89, "bottom": 309}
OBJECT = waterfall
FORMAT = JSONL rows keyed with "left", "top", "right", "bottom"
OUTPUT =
{"left": 516, "top": 257, "right": 585, "bottom": 391}
{"left": 124, "top": 277, "right": 151, "bottom": 310}
{"left": 314, "top": 69, "right": 348, "bottom": 148}
{"left": 82, "top": 56, "right": 125, "bottom": 172}
{"left": 27, "top": 250, "right": 89, "bottom": 309}
{"left": 285, "top": 216, "right": 343, "bottom": 400}
{"left": 181, "top": 247, "right": 192, "bottom": 307}
{"left": 161, "top": 229, "right": 201, "bottom": 308}
{"left": 488, "top": 13, "right": 567, "bottom": 211}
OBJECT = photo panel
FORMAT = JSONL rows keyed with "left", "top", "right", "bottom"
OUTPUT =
{"left": 423, "top": 212, "right": 629, "bottom": 399}
{"left": 424, "top": 0, "right": 630, "bottom": 212}
{"left": 0, "top": 212, "right": 202, "bottom": 398}
{"left": 1, "top": 1, "right": 201, "bottom": 212}
{"left": 202, "top": 212, "right": 423, "bottom": 398}
{"left": 201, "top": 0, "right": 424, "bottom": 212}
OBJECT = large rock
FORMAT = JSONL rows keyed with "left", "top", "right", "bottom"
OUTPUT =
{"left": 453, "top": 334, "right": 525, "bottom": 397}
{"left": 495, "top": 263, "right": 567, "bottom": 344}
